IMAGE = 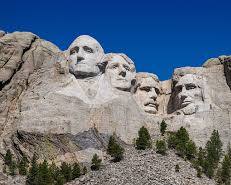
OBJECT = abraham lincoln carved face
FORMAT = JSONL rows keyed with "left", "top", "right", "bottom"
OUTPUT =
{"left": 174, "top": 74, "right": 205, "bottom": 115}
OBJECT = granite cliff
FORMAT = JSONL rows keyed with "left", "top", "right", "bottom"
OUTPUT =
{"left": 0, "top": 31, "right": 230, "bottom": 183}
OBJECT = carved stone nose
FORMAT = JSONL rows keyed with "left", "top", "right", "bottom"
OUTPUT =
{"left": 119, "top": 71, "right": 126, "bottom": 77}
{"left": 77, "top": 56, "right": 84, "bottom": 63}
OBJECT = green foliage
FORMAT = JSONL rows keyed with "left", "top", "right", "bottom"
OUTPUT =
{"left": 156, "top": 139, "right": 167, "bottom": 155}
{"left": 91, "top": 154, "right": 102, "bottom": 171}
{"left": 185, "top": 140, "right": 197, "bottom": 160}
{"left": 167, "top": 132, "right": 177, "bottom": 149}
{"left": 197, "top": 147, "right": 206, "bottom": 167}
{"left": 38, "top": 160, "right": 53, "bottom": 185}
{"left": 72, "top": 162, "right": 81, "bottom": 180}
{"left": 206, "top": 130, "right": 223, "bottom": 165}
{"left": 18, "top": 154, "right": 29, "bottom": 175}
{"left": 160, "top": 120, "right": 167, "bottom": 136}
{"left": 220, "top": 155, "right": 231, "bottom": 185}
{"left": 175, "top": 164, "right": 180, "bottom": 172}
{"left": 107, "top": 135, "right": 124, "bottom": 162}
{"left": 4, "top": 149, "right": 13, "bottom": 166}
{"left": 26, "top": 155, "right": 39, "bottom": 185}
{"left": 204, "top": 130, "right": 223, "bottom": 178}
{"left": 60, "top": 162, "right": 72, "bottom": 182}
{"left": 9, "top": 160, "right": 17, "bottom": 176}
{"left": 55, "top": 173, "right": 65, "bottom": 185}
{"left": 216, "top": 154, "right": 231, "bottom": 185}
{"left": 227, "top": 142, "right": 231, "bottom": 160}
{"left": 82, "top": 166, "right": 87, "bottom": 175}
{"left": 196, "top": 167, "right": 202, "bottom": 178}
{"left": 167, "top": 127, "right": 197, "bottom": 160}
{"left": 135, "top": 126, "right": 151, "bottom": 150}
{"left": 107, "top": 135, "right": 116, "bottom": 155}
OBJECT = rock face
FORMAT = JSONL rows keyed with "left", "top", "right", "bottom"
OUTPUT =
{"left": 0, "top": 31, "right": 230, "bottom": 168}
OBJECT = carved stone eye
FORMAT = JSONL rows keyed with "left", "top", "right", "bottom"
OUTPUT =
{"left": 83, "top": 46, "right": 93, "bottom": 53}
{"left": 70, "top": 46, "right": 79, "bottom": 55}
{"left": 112, "top": 64, "right": 118, "bottom": 69}
{"left": 140, "top": 87, "right": 151, "bottom": 92}
{"left": 186, "top": 84, "right": 196, "bottom": 90}
{"left": 123, "top": 65, "right": 131, "bottom": 71}
{"left": 175, "top": 85, "right": 182, "bottom": 92}
{"left": 155, "top": 88, "right": 160, "bottom": 95}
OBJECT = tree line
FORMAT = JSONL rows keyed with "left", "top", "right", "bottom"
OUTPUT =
{"left": 3, "top": 121, "right": 231, "bottom": 185}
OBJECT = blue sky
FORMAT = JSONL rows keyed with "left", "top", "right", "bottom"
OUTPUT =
{"left": 1, "top": 0, "right": 230, "bottom": 80}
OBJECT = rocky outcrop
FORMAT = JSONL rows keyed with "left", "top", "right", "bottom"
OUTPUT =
{"left": 0, "top": 31, "right": 230, "bottom": 170}
{"left": 67, "top": 147, "right": 215, "bottom": 185}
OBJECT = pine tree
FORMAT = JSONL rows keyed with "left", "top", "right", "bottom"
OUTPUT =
{"left": 167, "top": 132, "right": 177, "bottom": 149}
{"left": 219, "top": 154, "right": 231, "bottom": 185}
{"left": 135, "top": 126, "right": 151, "bottom": 150}
{"left": 175, "top": 164, "right": 180, "bottom": 172}
{"left": 107, "top": 135, "right": 116, "bottom": 155}
{"left": 55, "top": 173, "right": 65, "bottom": 185}
{"left": 49, "top": 162, "right": 62, "bottom": 184}
{"left": 156, "top": 139, "right": 167, "bottom": 155}
{"left": 196, "top": 167, "right": 202, "bottom": 178}
{"left": 227, "top": 142, "right": 231, "bottom": 160}
{"left": 72, "top": 162, "right": 81, "bottom": 180}
{"left": 107, "top": 135, "right": 124, "bottom": 162}
{"left": 26, "top": 155, "right": 39, "bottom": 185}
{"left": 4, "top": 149, "right": 13, "bottom": 166}
{"left": 204, "top": 130, "right": 223, "bottom": 178}
{"left": 60, "top": 162, "right": 72, "bottom": 182}
{"left": 197, "top": 147, "right": 206, "bottom": 167}
{"left": 160, "top": 120, "right": 167, "bottom": 136}
{"left": 91, "top": 154, "right": 102, "bottom": 171}
{"left": 18, "top": 154, "right": 29, "bottom": 175}
{"left": 206, "top": 130, "right": 223, "bottom": 166}
{"left": 38, "top": 160, "right": 53, "bottom": 185}
{"left": 185, "top": 140, "right": 197, "bottom": 160}
{"left": 9, "top": 160, "right": 17, "bottom": 176}
{"left": 82, "top": 166, "right": 87, "bottom": 175}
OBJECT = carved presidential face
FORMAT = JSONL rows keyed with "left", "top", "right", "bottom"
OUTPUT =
{"left": 68, "top": 35, "right": 104, "bottom": 78}
{"left": 133, "top": 73, "right": 161, "bottom": 114}
{"left": 104, "top": 54, "right": 136, "bottom": 91}
{"left": 174, "top": 74, "right": 204, "bottom": 115}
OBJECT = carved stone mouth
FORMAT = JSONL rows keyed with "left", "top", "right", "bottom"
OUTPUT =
{"left": 145, "top": 102, "right": 157, "bottom": 108}
{"left": 181, "top": 100, "right": 191, "bottom": 107}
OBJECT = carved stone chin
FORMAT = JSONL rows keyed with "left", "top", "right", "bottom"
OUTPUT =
{"left": 103, "top": 53, "right": 136, "bottom": 91}
{"left": 68, "top": 35, "right": 104, "bottom": 78}
{"left": 133, "top": 73, "right": 161, "bottom": 114}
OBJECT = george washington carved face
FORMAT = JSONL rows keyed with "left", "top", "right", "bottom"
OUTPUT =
{"left": 174, "top": 74, "right": 205, "bottom": 115}
{"left": 133, "top": 73, "right": 161, "bottom": 114}
{"left": 103, "top": 53, "right": 136, "bottom": 91}
{"left": 68, "top": 35, "right": 104, "bottom": 78}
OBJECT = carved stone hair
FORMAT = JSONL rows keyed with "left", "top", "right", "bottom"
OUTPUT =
{"left": 99, "top": 53, "right": 136, "bottom": 73}
{"left": 132, "top": 72, "right": 160, "bottom": 94}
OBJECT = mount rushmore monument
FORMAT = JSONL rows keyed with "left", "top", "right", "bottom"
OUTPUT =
{"left": 0, "top": 31, "right": 231, "bottom": 164}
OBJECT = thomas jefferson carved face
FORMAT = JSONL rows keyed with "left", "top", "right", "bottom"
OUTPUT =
{"left": 174, "top": 74, "right": 204, "bottom": 115}
{"left": 133, "top": 73, "right": 161, "bottom": 114}
{"left": 68, "top": 35, "right": 104, "bottom": 78}
{"left": 104, "top": 53, "right": 136, "bottom": 91}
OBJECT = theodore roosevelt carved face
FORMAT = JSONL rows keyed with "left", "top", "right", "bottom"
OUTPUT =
{"left": 103, "top": 53, "right": 136, "bottom": 91}
{"left": 133, "top": 73, "right": 161, "bottom": 114}
{"left": 68, "top": 35, "right": 104, "bottom": 78}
